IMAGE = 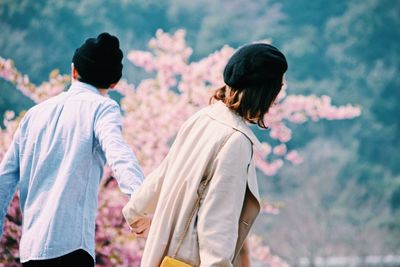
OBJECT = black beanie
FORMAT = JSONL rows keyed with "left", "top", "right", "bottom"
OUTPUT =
{"left": 223, "top": 43, "right": 288, "bottom": 89}
{"left": 72, "top": 32, "right": 123, "bottom": 88}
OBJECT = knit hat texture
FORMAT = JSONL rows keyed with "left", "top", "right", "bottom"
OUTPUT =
{"left": 73, "top": 32, "right": 123, "bottom": 88}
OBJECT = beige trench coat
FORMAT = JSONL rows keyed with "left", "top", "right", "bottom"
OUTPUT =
{"left": 123, "top": 101, "right": 261, "bottom": 267}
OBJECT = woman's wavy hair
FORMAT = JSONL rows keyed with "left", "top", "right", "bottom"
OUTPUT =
{"left": 210, "top": 78, "right": 283, "bottom": 128}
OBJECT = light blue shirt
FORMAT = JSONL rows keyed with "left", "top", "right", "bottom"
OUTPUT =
{"left": 0, "top": 81, "right": 144, "bottom": 262}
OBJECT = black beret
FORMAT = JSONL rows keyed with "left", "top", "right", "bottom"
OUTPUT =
{"left": 223, "top": 43, "right": 288, "bottom": 89}
{"left": 72, "top": 32, "right": 123, "bottom": 88}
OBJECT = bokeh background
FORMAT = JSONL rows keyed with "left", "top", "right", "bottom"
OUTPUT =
{"left": 0, "top": 0, "right": 399, "bottom": 266}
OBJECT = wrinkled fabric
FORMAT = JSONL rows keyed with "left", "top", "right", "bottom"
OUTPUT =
{"left": 123, "top": 101, "right": 261, "bottom": 267}
{"left": 0, "top": 81, "right": 144, "bottom": 262}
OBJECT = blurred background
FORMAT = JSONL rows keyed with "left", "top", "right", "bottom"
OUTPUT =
{"left": 0, "top": 0, "right": 399, "bottom": 266}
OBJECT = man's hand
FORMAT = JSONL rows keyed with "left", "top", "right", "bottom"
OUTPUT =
{"left": 130, "top": 215, "right": 152, "bottom": 238}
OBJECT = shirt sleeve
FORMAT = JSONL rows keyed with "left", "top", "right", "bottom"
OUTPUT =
{"left": 0, "top": 127, "right": 21, "bottom": 239}
{"left": 197, "top": 131, "right": 252, "bottom": 267}
{"left": 94, "top": 99, "right": 144, "bottom": 195}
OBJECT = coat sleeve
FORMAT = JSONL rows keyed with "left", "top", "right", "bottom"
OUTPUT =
{"left": 0, "top": 126, "right": 21, "bottom": 239}
{"left": 122, "top": 117, "right": 191, "bottom": 226}
{"left": 94, "top": 99, "right": 144, "bottom": 196}
{"left": 122, "top": 153, "right": 169, "bottom": 226}
{"left": 197, "top": 131, "right": 252, "bottom": 267}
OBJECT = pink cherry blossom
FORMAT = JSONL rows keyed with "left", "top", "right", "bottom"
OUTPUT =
{"left": 0, "top": 29, "right": 361, "bottom": 266}
{"left": 273, "top": 144, "right": 287, "bottom": 156}
{"left": 248, "top": 235, "right": 290, "bottom": 267}
{"left": 285, "top": 150, "right": 304, "bottom": 165}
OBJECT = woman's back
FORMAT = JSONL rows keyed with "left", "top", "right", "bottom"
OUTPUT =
{"left": 126, "top": 101, "right": 259, "bottom": 267}
{"left": 123, "top": 42, "right": 287, "bottom": 267}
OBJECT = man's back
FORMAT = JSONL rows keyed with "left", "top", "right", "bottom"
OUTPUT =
{"left": 0, "top": 81, "right": 143, "bottom": 262}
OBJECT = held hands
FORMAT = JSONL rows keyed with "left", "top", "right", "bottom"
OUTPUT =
{"left": 129, "top": 215, "right": 152, "bottom": 238}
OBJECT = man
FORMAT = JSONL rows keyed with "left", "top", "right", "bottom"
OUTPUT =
{"left": 0, "top": 32, "right": 144, "bottom": 266}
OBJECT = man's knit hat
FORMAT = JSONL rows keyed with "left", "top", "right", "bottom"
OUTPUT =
{"left": 72, "top": 32, "right": 123, "bottom": 88}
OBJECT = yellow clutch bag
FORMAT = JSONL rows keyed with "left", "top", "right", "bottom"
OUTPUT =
{"left": 160, "top": 256, "right": 193, "bottom": 267}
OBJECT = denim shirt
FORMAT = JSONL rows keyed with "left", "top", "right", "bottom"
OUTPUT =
{"left": 0, "top": 81, "right": 144, "bottom": 262}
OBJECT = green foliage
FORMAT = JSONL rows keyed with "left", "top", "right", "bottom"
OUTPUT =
{"left": 1, "top": 0, "right": 399, "bottom": 259}
{"left": 0, "top": 80, "right": 34, "bottom": 127}
{"left": 390, "top": 186, "right": 400, "bottom": 212}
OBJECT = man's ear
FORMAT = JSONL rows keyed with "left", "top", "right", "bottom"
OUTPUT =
{"left": 109, "top": 82, "right": 118, "bottom": 89}
{"left": 71, "top": 64, "right": 79, "bottom": 80}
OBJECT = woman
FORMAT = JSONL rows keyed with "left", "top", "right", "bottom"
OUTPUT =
{"left": 123, "top": 43, "right": 288, "bottom": 267}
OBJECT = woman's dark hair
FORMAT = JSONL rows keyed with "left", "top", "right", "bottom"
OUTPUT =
{"left": 213, "top": 43, "right": 287, "bottom": 128}
{"left": 210, "top": 78, "right": 283, "bottom": 128}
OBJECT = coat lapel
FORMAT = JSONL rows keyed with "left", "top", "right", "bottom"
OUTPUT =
{"left": 206, "top": 101, "right": 262, "bottom": 202}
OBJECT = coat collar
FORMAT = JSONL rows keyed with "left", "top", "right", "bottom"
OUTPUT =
{"left": 206, "top": 101, "right": 262, "bottom": 151}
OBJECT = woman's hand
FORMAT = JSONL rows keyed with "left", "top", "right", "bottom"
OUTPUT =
{"left": 130, "top": 215, "right": 152, "bottom": 238}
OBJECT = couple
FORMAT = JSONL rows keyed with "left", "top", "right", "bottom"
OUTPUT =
{"left": 0, "top": 32, "right": 287, "bottom": 267}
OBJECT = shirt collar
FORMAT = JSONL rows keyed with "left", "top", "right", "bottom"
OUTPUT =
{"left": 206, "top": 101, "right": 262, "bottom": 151}
{"left": 69, "top": 81, "right": 101, "bottom": 95}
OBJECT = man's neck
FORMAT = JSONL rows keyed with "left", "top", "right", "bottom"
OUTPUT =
{"left": 98, "top": 88, "right": 108, "bottom": 96}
